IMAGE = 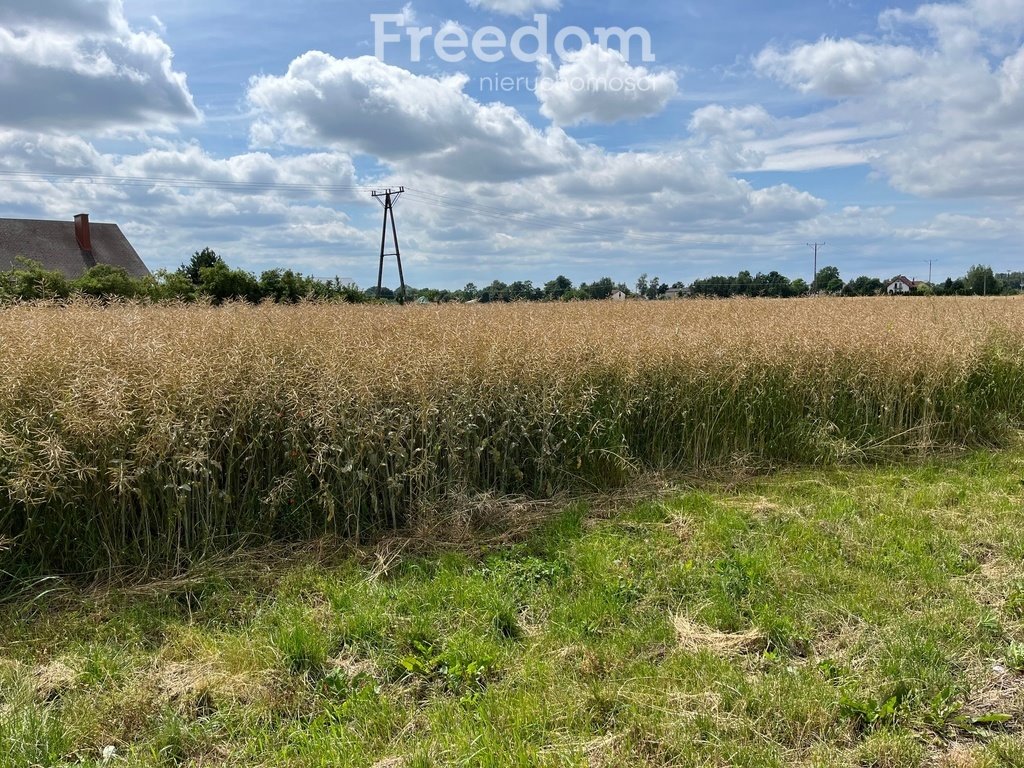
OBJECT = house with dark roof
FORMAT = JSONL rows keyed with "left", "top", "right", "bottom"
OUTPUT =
{"left": 885, "top": 275, "right": 920, "bottom": 294}
{"left": 0, "top": 214, "right": 149, "bottom": 279}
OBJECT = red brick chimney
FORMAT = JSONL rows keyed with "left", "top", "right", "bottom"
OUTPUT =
{"left": 74, "top": 213, "right": 92, "bottom": 254}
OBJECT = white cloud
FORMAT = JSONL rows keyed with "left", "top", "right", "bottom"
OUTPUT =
{"left": 750, "top": 0, "right": 1024, "bottom": 199}
{"left": 894, "top": 212, "right": 1023, "bottom": 241}
{"left": 0, "top": 131, "right": 371, "bottom": 274}
{"left": 0, "top": 28, "right": 830, "bottom": 285}
{"left": 748, "top": 185, "right": 825, "bottom": 222}
{"left": 465, "top": 0, "right": 561, "bottom": 17}
{"left": 247, "top": 53, "right": 581, "bottom": 182}
{"left": 536, "top": 45, "right": 678, "bottom": 125}
{"left": 0, "top": 0, "right": 120, "bottom": 34}
{"left": 0, "top": 0, "right": 198, "bottom": 131}
{"left": 689, "top": 105, "right": 771, "bottom": 140}
{"left": 116, "top": 144, "right": 359, "bottom": 193}
{"left": 246, "top": 51, "right": 821, "bottom": 253}
{"left": 754, "top": 38, "right": 921, "bottom": 97}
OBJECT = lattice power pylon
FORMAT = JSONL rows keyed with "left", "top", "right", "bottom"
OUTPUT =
{"left": 372, "top": 187, "right": 407, "bottom": 303}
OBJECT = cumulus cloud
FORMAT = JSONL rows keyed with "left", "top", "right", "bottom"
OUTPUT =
{"left": 116, "top": 144, "right": 359, "bottom": 194}
{"left": 536, "top": 45, "right": 678, "bottom": 125}
{"left": 0, "top": 114, "right": 831, "bottom": 282}
{"left": 247, "top": 53, "right": 580, "bottom": 182}
{"left": 748, "top": 184, "right": 825, "bottom": 222}
{"left": 751, "top": 0, "right": 1024, "bottom": 199}
{"left": 0, "top": 131, "right": 371, "bottom": 274}
{"left": 0, "top": 0, "right": 198, "bottom": 131}
{"left": 689, "top": 105, "right": 771, "bottom": 140}
{"left": 465, "top": 0, "right": 561, "bottom": 17}
{"left": 0, "top": 0, "right": 119, "bottom": 34}
{"left": 895, "top": 212, "right": 1023, "bottom": 242}
{"left": 244, "top": 51, "right": 819, "bottom": 245}
{"left": 754, "top": 38, "right": 921, "bottom": 97}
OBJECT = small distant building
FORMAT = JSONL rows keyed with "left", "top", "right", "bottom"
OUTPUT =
{"left": 885, "top": 276, "right": 919, "bottom": 294}
{"left": 0, "top": 213, "right": 149, "bottom": 279}
{"left": 662, "top": 287, "right": 690, "bottom": 300}
{"left": 610, "top": 290, "right": 627, "bottom": 301}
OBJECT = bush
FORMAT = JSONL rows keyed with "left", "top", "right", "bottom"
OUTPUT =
{"left": 0, "top": 259, "right": 71, "bottom": 301}
{"left": 73, "top": 264, "right": 140, "bottom": 299}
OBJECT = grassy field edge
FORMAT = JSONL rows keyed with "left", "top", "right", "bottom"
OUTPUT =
{"left": 3, "top": 443, "right": 1024, "bottom": 766}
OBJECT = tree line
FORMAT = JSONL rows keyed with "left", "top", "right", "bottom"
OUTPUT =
{"left": 0, "top": 249, "right": 364, "bottom": 304}
{"left": 689, "top": 265, "right": 1020, "bottom": 298}
{"left": 2, "top": 249, "right": 1018, "bottom": 304}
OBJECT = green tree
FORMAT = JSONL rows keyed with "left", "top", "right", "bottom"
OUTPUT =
{"left": 812, "top": 266, "right": 842, "bottom": 293}
{"left": 645, "top": 275, "right": 661, "bottom": 300}
{"left": 690, "top": 275, "right": 733, "bottom": 298}
{"left": 736, "top": 270, "right": 754, "bottom": 296}
{"left": 180, "top": 248, "right": 224, "bottom": 285}
{"left": 198, "top": 261, "right": 261, "bottom": 304}
{"left": 145, "top": 269, "right": 197, "bottom": 302}
{"left": 965, "top": 265, "right": 1002, "bottom": 296}
{"left": 480, "top": 280, "right": 508, "bottom": 303}
{"left": 260, "top": 269, "right": 314, "bottom": 304}
{"left": 843, "top": 276, "right": 884, "bottom": 296}
{"left": 0, "top": 258, "right": 71, "bottom": 301}
{"left": 460, "top": 283, "right": 479, "bottom": 302}
{"left": 544, "top": 275, "right": 573, "bottom": 300}
{"left": 587, "top": 277, "right": 617, "bottom": 300}
{"left": 73, "top": 265, "right": 140, "bottom": 299}
{"left": 508, "top": 280, "right": 541, "bottom": 301}
{"left": 754, "top": 271, "right": 794, "bottom": 297}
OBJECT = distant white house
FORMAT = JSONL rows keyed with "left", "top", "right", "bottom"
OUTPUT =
{"left": 610, "top": 290, "right": 627, "bottom": 301}
{"left": 885, "top": 276, "right": 920, "bottom": 294}
{"left": 662, "top": 287, "right": 689, "bottom": 300}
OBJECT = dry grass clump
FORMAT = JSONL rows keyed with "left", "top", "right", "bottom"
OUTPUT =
{"left": 1, "top": 297, "right": 1023, "bottom": 577}
{"left": 672, "top": 615, "right": 768, "bottom": 656}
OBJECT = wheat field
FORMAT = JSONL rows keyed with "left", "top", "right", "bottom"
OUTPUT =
{"left": 2, "top": 298, "right": 1023, "bottom": 576}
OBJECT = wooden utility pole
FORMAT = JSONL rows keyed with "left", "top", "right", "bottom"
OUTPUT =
{"left": 372, "top": 187, "right": 407, "bottom": 303}
{"left": 924, "top": 259, "right": 936, "bottom": 284}
{"left": 807, "top": 242, "right": 825, "bottom": 289}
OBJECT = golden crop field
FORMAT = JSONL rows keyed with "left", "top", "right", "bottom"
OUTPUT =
{"left": 2, "top": 298, "right": 1023, "bottom": 576}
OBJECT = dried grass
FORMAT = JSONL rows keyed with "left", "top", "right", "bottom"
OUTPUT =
{"left": 672, "top": 615, "right": 768, "bottom": 656}
{"left": 2, "top": 298, "right": 1023, "bottom": 576}
{"left": 31, "top": 659, "right": 78, "bottom": 701}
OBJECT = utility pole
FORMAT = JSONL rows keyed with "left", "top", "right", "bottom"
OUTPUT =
{"left": 371, "top": 187, "right": 407, "bottom": 303}
{"left": 807, "top": 242, "right": 825, "bottom": 289}
{"left": 924, "top": 259, "right": 936, "bottom": 284}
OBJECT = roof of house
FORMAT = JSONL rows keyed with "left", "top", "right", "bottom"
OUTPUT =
{"left": 0, "top": 217, "right": 149, "bottom": 279}
{"left": 887, "top": 275, "right": 918, "bottom": 287}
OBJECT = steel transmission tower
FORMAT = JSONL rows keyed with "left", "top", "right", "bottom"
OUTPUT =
{"left": 372, "top": 187, "right": 407, "bottom": 303}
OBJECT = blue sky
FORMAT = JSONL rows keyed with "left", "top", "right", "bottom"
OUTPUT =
{"left": 1, "top": 0, "right": 1022, "bottom": 288}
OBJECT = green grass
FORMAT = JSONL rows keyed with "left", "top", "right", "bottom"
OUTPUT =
{"left": 3, "top": 448, "right": 1024, "bottom": 766}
